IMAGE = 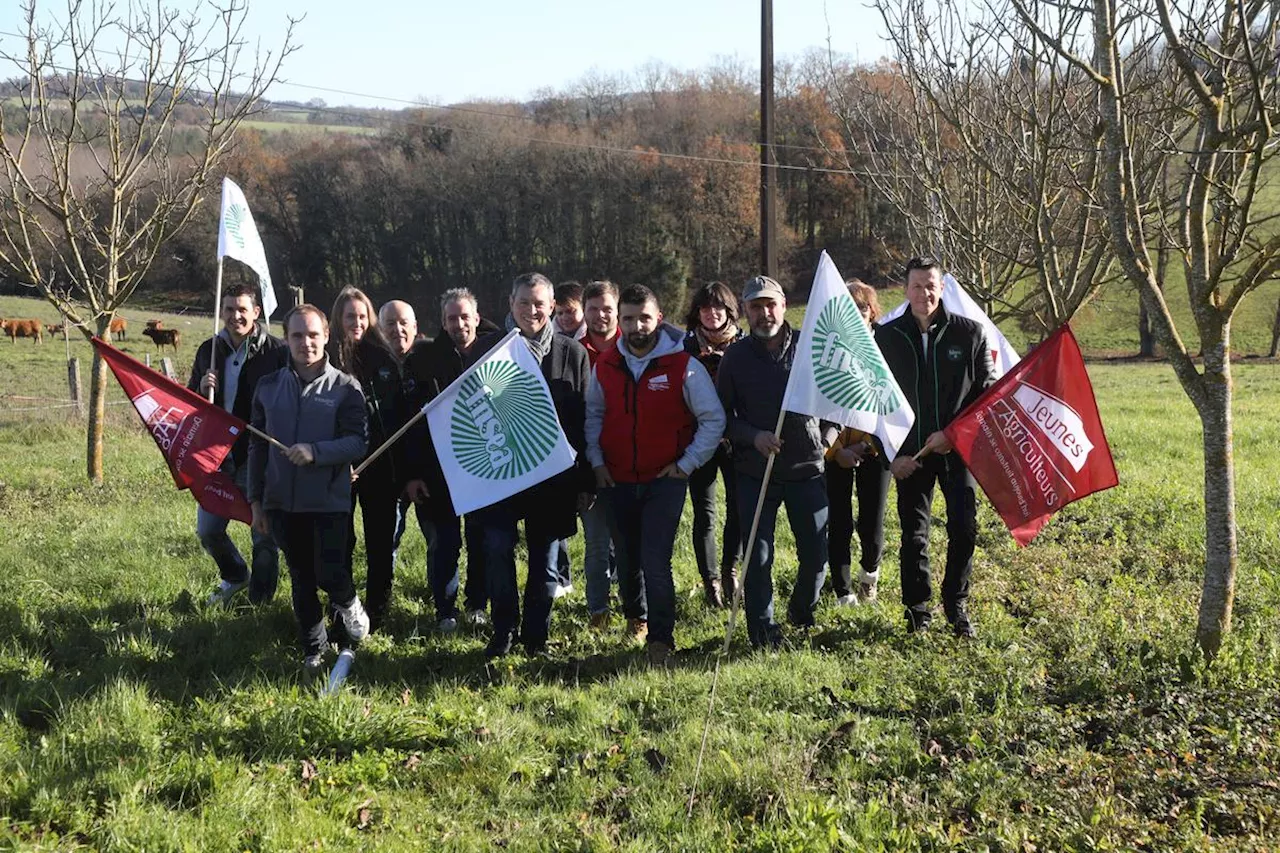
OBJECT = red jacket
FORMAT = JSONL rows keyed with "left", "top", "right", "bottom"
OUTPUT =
{"left": 582, "top": 328, "right": 620, "bottom": 368}
{"left": 596, "top": 346, "right": 695, "bottom": 483}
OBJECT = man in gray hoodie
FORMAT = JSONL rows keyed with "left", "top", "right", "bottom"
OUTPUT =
{"left": 586, "top": 284, "right": 725, "bottom": 665}
{"left": 249, "top": 304, "right": 371, "bottom": 675}
{"left": 717, "top": 275, "right": 836, "bottom": 649}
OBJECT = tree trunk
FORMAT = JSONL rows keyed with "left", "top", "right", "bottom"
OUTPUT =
{"left": 1269, "top": 297, "right": 1280, "bottom": 358}
{"left": 1138, "top": 299, "right": 1156, "bottom": 357}
{"left": 85, "top": 318, "right": 110, "bottom": 484}
{"left": 1195, "top": 333, "right": 1236, "bottom": 658}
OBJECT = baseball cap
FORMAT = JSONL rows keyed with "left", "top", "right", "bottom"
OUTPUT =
{"left": 742, "top": 275, "right": 785, "bottom": 303}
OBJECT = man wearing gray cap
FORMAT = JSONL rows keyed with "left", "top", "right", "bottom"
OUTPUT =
{"left": 716, "top": 275, "right": 835, "bottom": 649}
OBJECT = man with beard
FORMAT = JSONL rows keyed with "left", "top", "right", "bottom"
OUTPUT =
{"left": 587, "top": 285, "right": 724, "bottom": 665}
{"left": 469, "top": 274, "right": 594, "bottom": 659}
{"left": 716, "top": 275, "right": 835, "bottom": 649}
{"left": 398, "top": 289, "right": 500, "bottom": 632}
{"left": 188, "top": 281, "right": 288, "bottom": 606}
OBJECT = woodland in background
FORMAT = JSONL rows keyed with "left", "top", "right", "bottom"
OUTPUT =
{"left": 117, "top": 55, "right": 912, "bottom": 327}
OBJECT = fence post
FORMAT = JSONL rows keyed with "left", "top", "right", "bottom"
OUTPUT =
{"left": 145, "top": 353, "right": 152, "bottom": 369}
{"left": 67, "top": 358, "right": 83, "bottom": 417}
{"left": 160, "top": 357, "right": 176, "bottom": 381}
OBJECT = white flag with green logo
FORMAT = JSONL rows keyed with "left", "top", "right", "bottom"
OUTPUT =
{"left": 781, "top": 251, "right": 915, "bottom": 460}
{"left": 425, "top": 329, "right": 577, "bottom": 514}
{"left": 217, "top": 177, "right": 277, "bottom": 320}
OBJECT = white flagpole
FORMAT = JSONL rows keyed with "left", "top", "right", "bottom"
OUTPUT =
{"left": 207, "top": 257, "right": 224, "bottom": 403}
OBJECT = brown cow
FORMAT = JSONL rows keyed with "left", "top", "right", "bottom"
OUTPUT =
{"left": 145, "top": 319, "right": 164, "bottom": 331}
{"left": 2, "top": 318, "right": 43, "bottom": 344}
{"left": 109, "top": 316, "right": 127, "bottom": 340}
{"left": 141, "top": 325, "right": 180, "bottom": 352}
{"left": 45, "top": 322, "right": 65, "bottom": 337}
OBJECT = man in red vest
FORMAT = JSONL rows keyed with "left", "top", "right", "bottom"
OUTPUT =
{"left": 587, "top": 284, "right": 726, "bottom": 665}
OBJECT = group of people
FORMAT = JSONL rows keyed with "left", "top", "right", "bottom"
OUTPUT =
{"left": 187, "top": 256, "right": 994, "bottom": 672}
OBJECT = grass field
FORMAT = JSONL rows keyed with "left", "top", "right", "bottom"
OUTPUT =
{"left": 0, "top": 294, "right": 1278, "bottom": 849}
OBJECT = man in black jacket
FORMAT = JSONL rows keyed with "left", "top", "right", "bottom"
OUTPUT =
{"left": 717, "top": 275, "right": 836, "bottom": 649}
{"left": 876, "top": 257, "right": 995, "bottom": 637}
{"left": 188, "top": 281, "right": 288, "bottom": 606}
{"left": 468, "top": 273, "right": 595, "bottom": 659}
{"left": 395, "top": 289, "right": 500, "bottom": 632}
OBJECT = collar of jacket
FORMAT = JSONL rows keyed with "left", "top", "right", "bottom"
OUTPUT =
{"left": 890, "top": 300, "right": 953, "bottom": 338}
{"left": 746, "top": 320, "right": 794, "bottom": 362}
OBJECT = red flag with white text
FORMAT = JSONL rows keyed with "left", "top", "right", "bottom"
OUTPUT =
{"left": 943, "top": 324, "right": 1118, "bottom": 546}
{"left": 92, "top": 338, "right": 253, "bottom": 523}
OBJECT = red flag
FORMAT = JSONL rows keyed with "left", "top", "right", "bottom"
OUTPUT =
{"left": 943, "top": 324, "right": 1118, "bottom": 546}
{"left": 92, "top": 338, "right": 253, "bottom": 523}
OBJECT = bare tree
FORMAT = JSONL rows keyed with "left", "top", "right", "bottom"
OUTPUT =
{"left": 0, "top": 0, "right": 296, "bottom": 483}
{"left": 832, "top": 0, "right": 1159, "bottom": 334}
{"left": 1009, "top": 0, "right": 1280, "bottom": 656}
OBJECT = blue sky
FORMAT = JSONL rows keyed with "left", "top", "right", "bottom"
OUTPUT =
{"left": 0, "top": 1, "right": 891, "bottom": 108}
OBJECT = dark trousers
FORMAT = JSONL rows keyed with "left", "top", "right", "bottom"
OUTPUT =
{"left": 736, "top": 473, "right": 829, "bottom": 645}
{"left": 346, "top": 484, "right": 400, "bottom": 629}
{"left": 603, "top": 477, "right": 688, "bottom": 647}
{"left": 895, "top": 455, "right": 978, "bottom": 618}
{"left": 478, "top": 505, "right": 561, "bottom": 651}
{"left": 269, "top": 511, "right": 356, "bottom": 657}
{"left": 412, "top": 502, "right": 487, "bottom": 620}
{"left": 824, "top": 459, "right": 891, "bottom": 596}
{"left": 687, "top": 443, "right": 742, "bottom": 582}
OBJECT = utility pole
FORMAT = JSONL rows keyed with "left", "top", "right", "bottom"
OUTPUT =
{"left": 760, "top": 0, "right": 778, "bottom": 278}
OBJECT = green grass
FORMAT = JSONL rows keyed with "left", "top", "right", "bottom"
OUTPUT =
{"left": 0, "top": 299, "right": 1278, "bottom": 848}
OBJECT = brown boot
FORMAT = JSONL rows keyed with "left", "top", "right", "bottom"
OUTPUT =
{"left": 702, "top": 577, "right": 724, "bottom": 608}
{"left": 720, "top": 568, "right": 738, "bottom": 605}
{"left": 627, "top": 618, "right": 648, "bottom": 644}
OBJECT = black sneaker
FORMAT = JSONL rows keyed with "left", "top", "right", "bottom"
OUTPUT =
{"left": 946, "top": 604, "right": 977, "bottom": 639}
{"left": 484, "top": 636, "right": 514, "bottom": 660}
{"left": 905, "top": 609, "right": 932, "bottom": 635}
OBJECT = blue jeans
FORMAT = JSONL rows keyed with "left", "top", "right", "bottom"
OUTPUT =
{"left": 196, "top": 463, "right": 279, "bottom": 603}
{"left": 555, "top": 540, "right": 573, "bottom": 587}
{"left": 580, "top": 499, "right": 615, "bottom": 615}
{"left": 412, "top": 503, "right": 488, "bottom": 620}
{"left": 478, "top": 505, "right": 561, "bottom": 651}
{"left": 269, "top": 510, "right": 356, "bottom": 657}
{"left": 735, "top": 473, "right": 829, "bottom": 646}
{"left": 603, "top": 477, "right": 688, "bottom": 647}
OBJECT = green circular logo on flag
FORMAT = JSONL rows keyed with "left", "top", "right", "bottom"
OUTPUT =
{"left": 450, "top": 360, "right": 558, "bottom": 480}
{"left": 811, "top": 297, "right": 903, "bottom": 415}
{"left": 224, "top": 203, "right": 248, "bottom": 251}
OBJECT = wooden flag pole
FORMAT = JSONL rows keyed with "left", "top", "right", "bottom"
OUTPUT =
{"left": 354, "top": 408, "right": 425, "bottom": 477}
{"left": 246, "top": 423, "right": 291, "bottom": 455}
{"left": 721, "top": 404, "right": 789, "bottom": 654}
{"left": 207, "top": 257, "right": 224, "bottom": 403}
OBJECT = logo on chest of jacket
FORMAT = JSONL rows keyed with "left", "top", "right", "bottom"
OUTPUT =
{"left": 646, "top": 373, "right": 670, "bottom": 391}
{"left": 946, "top": 344, "right": 965, "bottom": 362}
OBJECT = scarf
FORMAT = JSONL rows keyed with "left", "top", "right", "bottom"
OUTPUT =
{"left": 505, "top": 312, "right": 556, "bottom": 363}
{"left": 694, "top": 321, "right": 739, "bottom": 354}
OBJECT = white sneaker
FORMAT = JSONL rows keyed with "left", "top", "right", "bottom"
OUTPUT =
{"left": 336, "top": 596, "right": 370, "bottom": 642}
{"left": 207, "top": 579, "right": 248, "bottom": 606}
{"left": 835, "top": 593, "right": 858, "bottom": 607}
{"left": 465, "top": 609, "right": 488, "bottom": 626}
{"left": 438, "top": 617, "right": 459, "bottom": 634}
{"left": 857, "top": 581, "right": 879, "bottom": 604}
{"left": 552, "top": 583, "right": 573, "bottom": 599}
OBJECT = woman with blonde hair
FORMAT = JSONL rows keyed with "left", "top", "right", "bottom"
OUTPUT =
{"left": 824, "top": 279, "right": 891, "bottom": 606}
{"left": 329, "top": 286, "right": 405, "bottom": 632}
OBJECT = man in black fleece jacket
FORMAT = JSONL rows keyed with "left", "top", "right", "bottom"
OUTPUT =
{"left": 875, "top": 257, "right": 995, "bottom": 637}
